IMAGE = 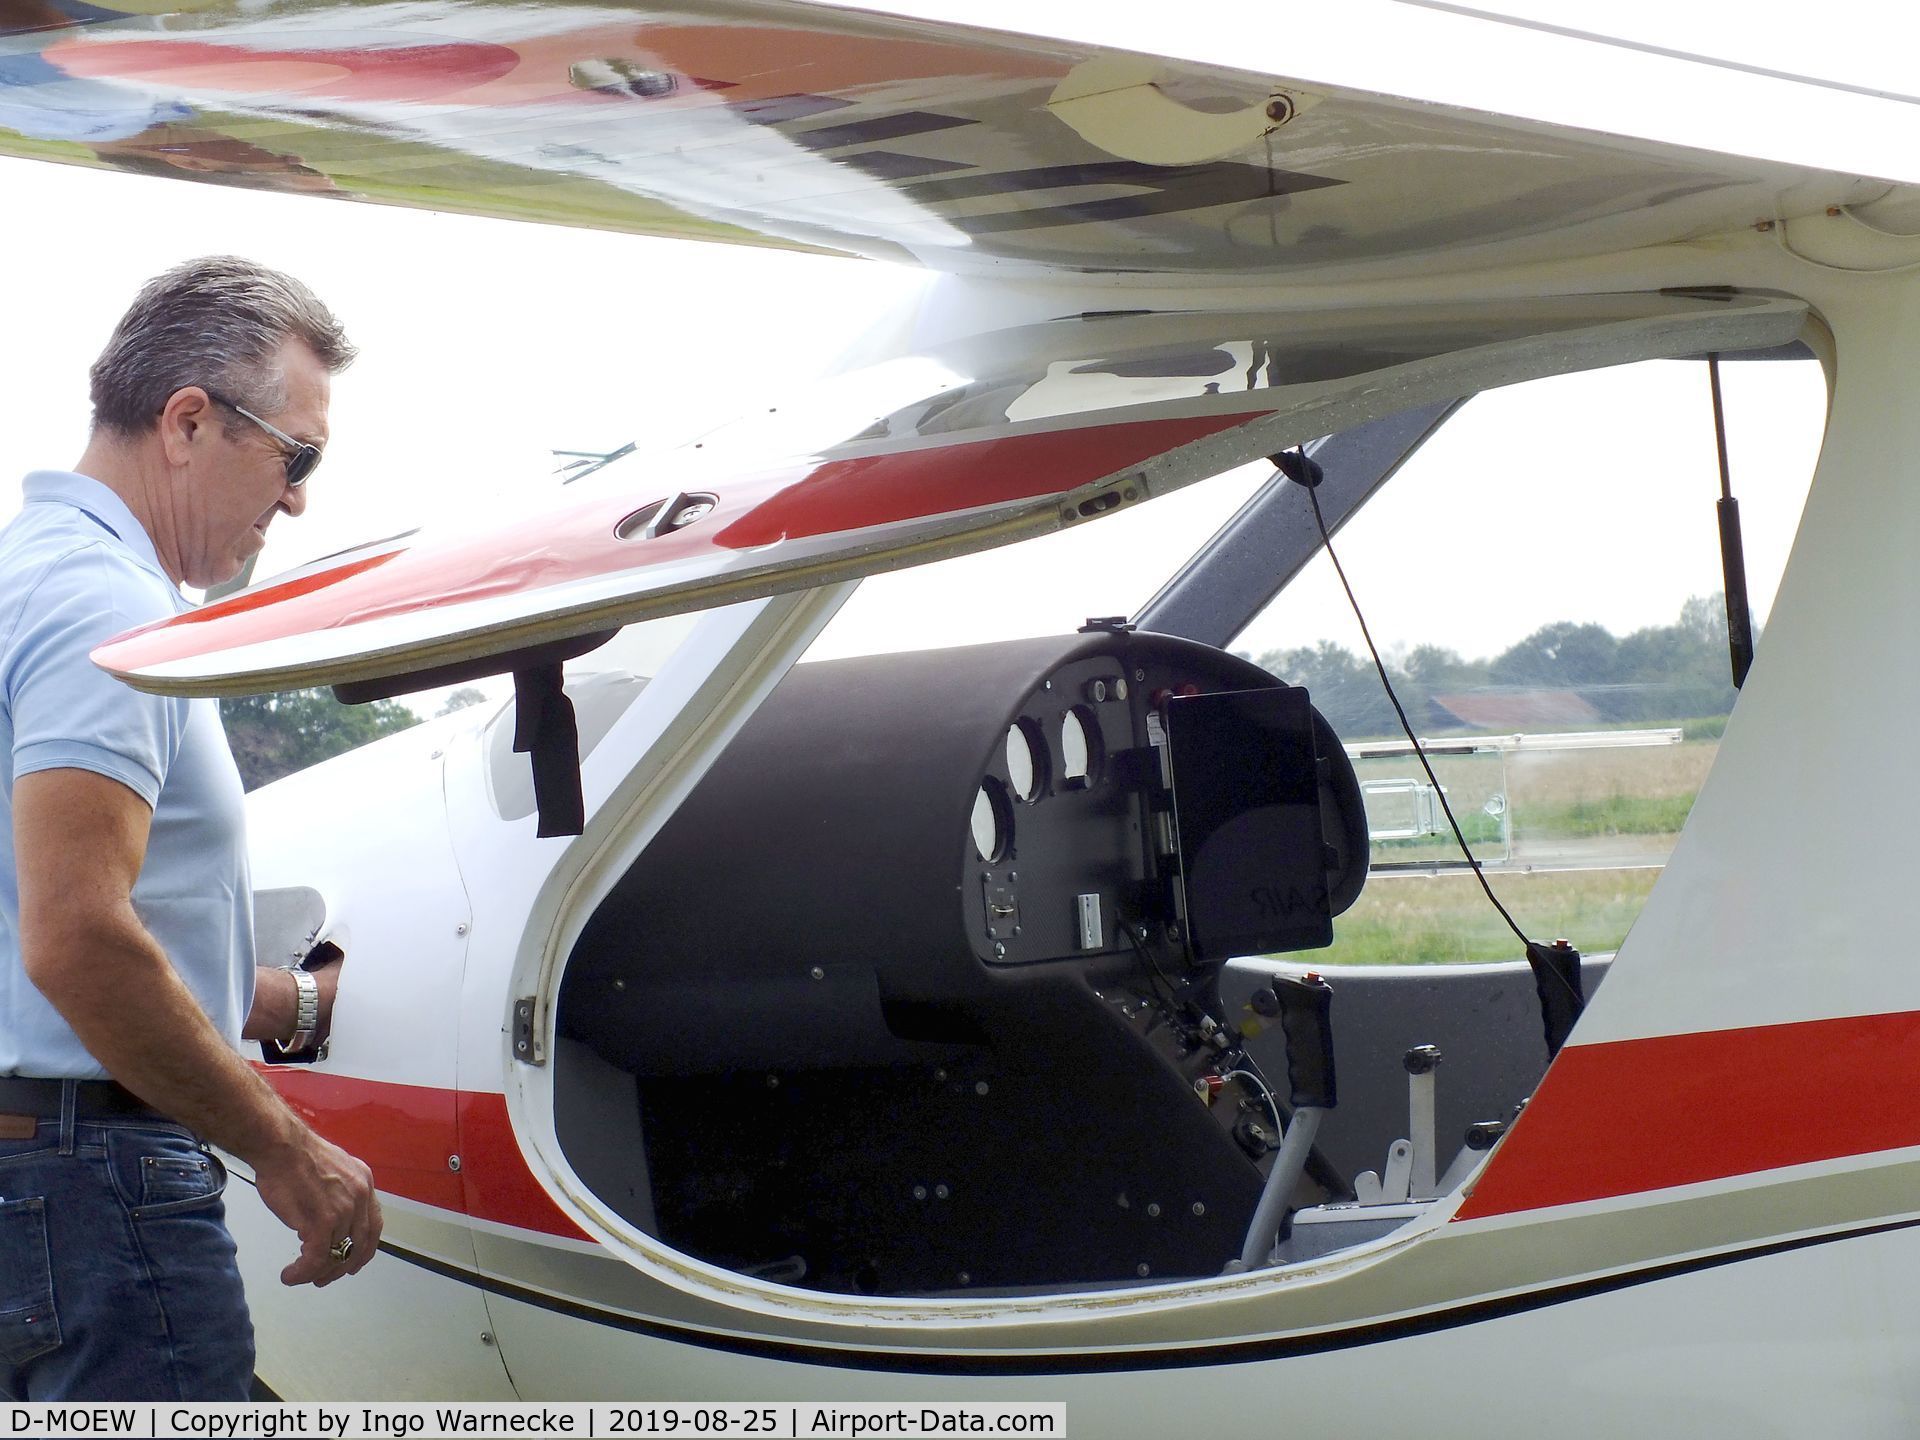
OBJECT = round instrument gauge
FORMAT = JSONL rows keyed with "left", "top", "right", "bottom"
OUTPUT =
{"left": 972, "top": 778, "right": 1013, "bottom": 863}
{"left": 1059, "top": 706, "right": 1103, "bottom": 788}
{"left": 1006, "top": 718, "right": 1048, "bottom": 802}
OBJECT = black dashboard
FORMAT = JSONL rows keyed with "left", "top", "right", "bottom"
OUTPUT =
{"left": 559, "top": 630, "right": 1367, "bottom": 1293}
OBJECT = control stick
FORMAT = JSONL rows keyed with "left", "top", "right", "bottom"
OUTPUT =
{"left": 1234, "top": 974, "right": 1336, "bottom": 1271}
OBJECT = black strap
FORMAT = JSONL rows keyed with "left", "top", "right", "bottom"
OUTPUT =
{"left": 512, "top": 663, "right": 585, "bottom": 838}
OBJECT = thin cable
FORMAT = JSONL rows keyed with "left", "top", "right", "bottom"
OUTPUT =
{"left": 1120, "top": 908, "right": 1181, "bottom": 1008}
{"left": 1224, "top": 1067, "right": 1284, "bottom": 1137}
{"left": 1300, "top": 467, "right": 1530, "bottom": 948}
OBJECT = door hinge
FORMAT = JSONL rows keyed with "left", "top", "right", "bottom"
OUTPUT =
{"left": 512, "top": 997, "right": 544, "bottom": 1067}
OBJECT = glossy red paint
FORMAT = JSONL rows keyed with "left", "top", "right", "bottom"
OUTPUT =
{"left": 458, "top": 1089, "right": 592, "bottom": 1241}
{"left": 261, "top": 1066, "right": 466, "bottom": 1213}
{"left": 714, "top": 416, "right": 1243, "bottom": 548}
{"left": 49, "top": 38, "right": 524, "bottom": 102}
{"left": 48, "top": 20, "right": 1062, "bottom": 110}
{"left": 95, "top": 411, "right": 1261, "bottom": 674}
{"left": 1454, "top": 1010, "right": 1920, "bottom": 1220}
{"left": 260, "top": 1068, "right": 587, "bottom": 1239}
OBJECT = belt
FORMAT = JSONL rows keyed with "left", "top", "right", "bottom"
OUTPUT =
{"left": 0, "top": 1077, "right": 168, "bottom": 1121}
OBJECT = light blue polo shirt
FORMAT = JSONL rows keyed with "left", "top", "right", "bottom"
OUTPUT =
{"left": 0, "top": 471, "right": 254, "bottom": 1079}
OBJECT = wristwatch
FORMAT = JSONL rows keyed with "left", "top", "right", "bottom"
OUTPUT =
{"left": 285, "top": 965, "right": 321, "bottom": 1054}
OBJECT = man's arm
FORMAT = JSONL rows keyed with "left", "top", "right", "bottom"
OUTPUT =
{"left": 14, "top": 766, "right": 381, "bottom": 1286}
{"left": 244, "top": 953, "right": 342, "bottom": 1047}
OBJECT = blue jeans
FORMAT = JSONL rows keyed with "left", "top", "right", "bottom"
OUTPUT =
{"left": 0, "top": 1099, "right": 253, "bottom": 1400}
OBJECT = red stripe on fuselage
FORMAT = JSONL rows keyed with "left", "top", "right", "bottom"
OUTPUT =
{"left": 266, "top": 1012, "right": 1920, "bottom": 1241}
{"left": 260, "top": 1068, "right": 589, "bottom": 1240}
{"left": 1455, "top": 1010, "right": 1920, "bottom": 1221}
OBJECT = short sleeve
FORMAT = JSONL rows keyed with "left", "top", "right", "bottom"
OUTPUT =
{"left": 4, "top": 544, "right": 187, "bottom": 806}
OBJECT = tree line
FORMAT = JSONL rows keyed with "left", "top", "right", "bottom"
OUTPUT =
{"left": 1253, "top": 594, "right": 1744, "bottom": 740}
{"left": 218, "top": 595, "right": 1744, "bottom": 787}
{"left": 220, "top": 686, "right": 489, "bottom": 790}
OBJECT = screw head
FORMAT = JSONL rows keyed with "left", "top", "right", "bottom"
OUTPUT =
{"left": 455, "top": 923, "right": 469, "bottom": 936}
{"left": 1147, "top": 1202, "right": 1161, "bottom": 1218}
{"left": 1191, "top": 1202, "right": 1206, "bottom": 1217}
{"left": 1136, "top": 1263, "right": 1152, "bottom": 1278}
{"left": 480, "top": 1332, "right": 496, "bottom": 1347}
{"left": 974, "top": 1081, "right": 990, "bottom": 1096}
{"left": 934, "top": 1183, "right": 950, "bottom": 1200}
{"left": 448, "top": 1155, "right": 463, "bottom": 1172}
{"left": 913, "top": 1185, "right": 928, "bottom": 1201}
{"left": 956, "top": 1271, "right": 971, "bottom": 1286}
{"left": 809, "top": 966, "right": 826, "bottom": 981}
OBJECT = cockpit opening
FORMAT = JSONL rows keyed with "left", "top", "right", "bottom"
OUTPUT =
{"left": 552, "top": 631, "right": 1581, "bottom": 1294}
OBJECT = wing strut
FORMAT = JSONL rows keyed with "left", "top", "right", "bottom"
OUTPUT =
{"left": 1134, "top": 400, "right": 1466, "bottom": 647}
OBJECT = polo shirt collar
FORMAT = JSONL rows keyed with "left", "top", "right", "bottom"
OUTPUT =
{"left": 21, "top": 470, "right": 175, "bottom": 589}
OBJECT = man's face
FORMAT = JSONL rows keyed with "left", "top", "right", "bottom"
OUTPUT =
{"left": 168, "top": 337, "right": 329, "bottom": 589}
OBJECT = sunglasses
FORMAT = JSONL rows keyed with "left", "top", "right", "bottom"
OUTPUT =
{"left": 201, "top": 387, "right": 323, "bottom": 488}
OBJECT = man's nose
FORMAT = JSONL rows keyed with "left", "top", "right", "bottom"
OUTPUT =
{"left": 281, "top": 480, "right": 308, "bottom": 518}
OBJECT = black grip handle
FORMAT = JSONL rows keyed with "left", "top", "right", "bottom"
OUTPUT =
{"left": 1525, "top": 940, "right": 1585, "bottom": 1058}
{"left": 1270, "top": 974, "right": 1337, "bottom": 1109}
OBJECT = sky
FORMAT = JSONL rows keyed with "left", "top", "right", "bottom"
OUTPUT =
{"left": 0, "top": 3, "right": 1840, "bottom": 704}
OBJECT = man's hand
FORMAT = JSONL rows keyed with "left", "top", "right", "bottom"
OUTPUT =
{"left": 16, "top": 767, "right": 382, "bottom": 1286}
{"left": 252, "top": 1128, "right": 383, "bottom": 1287}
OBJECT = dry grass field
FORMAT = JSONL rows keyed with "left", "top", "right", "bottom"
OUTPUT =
{"left": 1311, "top": 738, "right": 1719, "bottom": 965}
{"left": 1506, "top": 738, "right": 1717, "bottom": 806}
{"left": 1322, "top": 867, "right": 1663, "bottom": 965}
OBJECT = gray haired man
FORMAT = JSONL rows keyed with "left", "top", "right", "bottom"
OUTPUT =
{"left": 0, "top": 256, "right": 382, "bottom": 1399}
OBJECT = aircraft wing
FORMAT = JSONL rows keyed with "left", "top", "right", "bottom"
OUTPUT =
{"left": 93, "top": 290, "right": 1804, "bottom": 697}
{"left": 2, "top": 0, "right": 1909, "bottom": 282}
{"left": 8, "top": 1, "right": 1853, "bottom": 694}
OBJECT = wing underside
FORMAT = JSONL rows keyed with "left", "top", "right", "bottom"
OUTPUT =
{"left": 93, "top": 290, "right": 1806, "bottom": 696}
{"left": 0, "top": 0, "right": 1898, "bottom": 282}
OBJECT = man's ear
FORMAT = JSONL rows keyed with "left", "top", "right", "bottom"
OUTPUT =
{"left": 157, "top": 386, "right": 215, "bottom": 468}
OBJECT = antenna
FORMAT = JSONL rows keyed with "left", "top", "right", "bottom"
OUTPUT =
{"left": 551, "top": 442, "right": 636, "bottom": 484}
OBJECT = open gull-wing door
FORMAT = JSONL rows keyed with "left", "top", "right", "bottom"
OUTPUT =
{"left": 92, "top": 290, "right": 1805, "bottom": 700}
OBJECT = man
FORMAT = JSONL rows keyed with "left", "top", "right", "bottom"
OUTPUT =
{"left": 0, "top": 256, "right": 382, "bottom": 1400}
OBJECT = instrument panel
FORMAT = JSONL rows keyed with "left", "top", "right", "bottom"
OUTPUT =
{"left": 559, "top": 630, "right": 1367, "bottom": 1292}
